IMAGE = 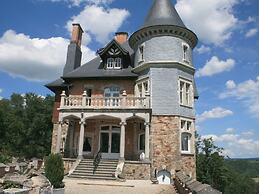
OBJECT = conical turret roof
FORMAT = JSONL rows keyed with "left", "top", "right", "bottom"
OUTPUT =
{"left": 142, "top": 0, "right": 186, "bottom": 28}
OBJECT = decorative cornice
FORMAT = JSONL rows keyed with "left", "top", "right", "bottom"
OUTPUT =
{"left": 132, "top": 61, "right": 196, "bottom": 75}
{"left": 129, "top": 25, "right": 198, "bottom": 50}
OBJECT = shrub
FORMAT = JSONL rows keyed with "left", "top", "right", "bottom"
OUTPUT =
{"left": 44, "top": 154, "right": 64, "bottom": 188}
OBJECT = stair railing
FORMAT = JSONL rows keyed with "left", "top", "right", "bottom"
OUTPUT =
{"left": 93, "top": 149, "right": 102, "bottom": 174}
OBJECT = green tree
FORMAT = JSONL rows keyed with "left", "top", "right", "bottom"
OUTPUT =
{"left": 196, "top": 134, "right": 259, "bottom": 194}
{"left": 196, "top": 135, "right": 228, "bottom": 191}
{"left": 0, "top": 93, "right": 54, "bottom": 161}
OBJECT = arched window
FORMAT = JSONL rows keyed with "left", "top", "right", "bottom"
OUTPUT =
{"left": 107, "top": 58, "right": 114, "bottom": 69}
{"left": 114, "top": 58, "right": 121, "bottom": 69}
{"left": 183, "top": 44, "right": 189, "bottom": 62}
{"left": 106, "top": 58, "right": 121, "bottom": 69}
{"left": 104, "top": 86, "right": 120, "bottom": 97}
{"left": 181, "top": 132, "right": 191, "bottom": 153}
{"left": 104, "top": 86, "right": 120, "bottom": 106}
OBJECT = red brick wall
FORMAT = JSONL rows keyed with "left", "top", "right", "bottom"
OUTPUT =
{"left": 68, "top": 79, "right": 135, "bottom": 96}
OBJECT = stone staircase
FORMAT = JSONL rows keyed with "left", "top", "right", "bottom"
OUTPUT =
{"left": 69, "top": 159, "right": 118, "bottom": 180}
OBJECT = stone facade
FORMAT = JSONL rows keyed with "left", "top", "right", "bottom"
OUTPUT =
{"left": 150, "top": 116, "right": 196, "bottom": 178}
{"left": 123, "top": 161, "right": 151, "bottom": 180}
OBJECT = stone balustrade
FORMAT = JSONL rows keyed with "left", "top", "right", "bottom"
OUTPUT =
{"left": 60, "top": 90, "right": 150, "bottom": 109}
{"left": 174, "top": 172, "right": 222, "bottom": 194}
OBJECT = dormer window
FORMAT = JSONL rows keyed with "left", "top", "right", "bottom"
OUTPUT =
{"left": 106, "top": 58, "right": 122, "bottom": 69}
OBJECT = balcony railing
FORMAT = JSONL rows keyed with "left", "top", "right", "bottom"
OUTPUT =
{"left": 60, "top": 90, "right": 150, "bottom": 109}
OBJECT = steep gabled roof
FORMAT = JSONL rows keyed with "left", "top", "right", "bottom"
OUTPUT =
{"left": 142, "top": 0, "right": 186, "bottom": 29}
{"left": 98, "top": 39, "right": 129, "bottom": 56}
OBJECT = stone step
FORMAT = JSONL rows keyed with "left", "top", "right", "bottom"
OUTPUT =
{"left": 69, "top": 175, "right": 116, "bottom": 180}
{"left": 79, "top": 161, "right": 118, "bottom": 165}
{"left": 70, "top": 172, "right": 114, "bottom": 177}
{"left": 69, "top": 159, "right": 118, "bottom": 180}
{"left": 72, "top": 171, "right": 114, "bottom": 176}
{"left": 78, "top": 164, "right": 117, "bottom": 168}
{"left": 75, "top": 167, "right": 116, "bottom": 171}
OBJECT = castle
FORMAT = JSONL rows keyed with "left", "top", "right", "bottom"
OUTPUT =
{"left": 46, "top": 0, "right": 198, "bottom": 183}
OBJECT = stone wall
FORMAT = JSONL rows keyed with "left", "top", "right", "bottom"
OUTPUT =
{"left": 63, "top": 158, "right": 77, "bottom": 175}
{"left": 51, "top": 123, "right": 58, "bottom": 153}
{"left": 123, "top": 161, "right": 151, "bottom": 180}
{"left": 174, "top": 172, "right": 222, "bottom": 194}
{"left": 150, "top": 116, "right": 196, "bottom": 178}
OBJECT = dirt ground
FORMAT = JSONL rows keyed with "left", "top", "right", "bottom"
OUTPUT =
{"left": 64, "top": 178, "right": 177, "bottom": 194}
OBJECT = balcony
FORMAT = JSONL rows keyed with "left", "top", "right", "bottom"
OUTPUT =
{"left": 59, "top": 90, "right": 150, "bottom": 110}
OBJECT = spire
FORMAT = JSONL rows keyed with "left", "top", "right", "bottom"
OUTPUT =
{"left": 142, "top": 0, "right": 186, "bottom": 29}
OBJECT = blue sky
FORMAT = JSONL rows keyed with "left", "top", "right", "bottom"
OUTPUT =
{"left": 0, "top": 0, "right": 258, "bottom": 158}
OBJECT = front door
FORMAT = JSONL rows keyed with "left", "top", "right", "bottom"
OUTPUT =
{"left": 100, "top": 126, "right": 120, "bottom": 159}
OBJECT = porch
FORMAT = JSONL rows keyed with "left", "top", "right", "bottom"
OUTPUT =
{"left": 55, "top": 103, "right": 151, "bottom": 161}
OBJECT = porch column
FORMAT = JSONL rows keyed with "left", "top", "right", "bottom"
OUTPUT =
{"left": 119, "top": 120, "right": 126, "bottom": 160}
{"left": 78, "top": 119, "right": 85, "bottom": 159}
{"left": 56, "top": 121, "right": 63, "bottom": 153}
{"left": 144, "top": 122, "right": 150, "bottom": 160}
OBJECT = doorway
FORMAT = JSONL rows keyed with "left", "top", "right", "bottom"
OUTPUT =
{"left": 99, "top": 125, "right": 120, "bottom": 159}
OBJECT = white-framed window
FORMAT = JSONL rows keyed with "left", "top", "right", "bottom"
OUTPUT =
{"left": 138, "top": 44, "right": 144, "bottom": 63}
{"left": 181, "top": 132, "right": 191, "bottom": 153}
{"left": 104, "top": 86, "right": 120, "bottom": 106}
{"left": 182, "top": 43, "right": 189, "bottom": 63}
{"left": 106, "top": 57, "right": 122, "bottom": 69}
{"left": 136, "top": 79, "right": 149, "bottom": 98}
{"left": 180, "top": 119, "right": 192, "bottom": 131}
{"left": 179, "top": 78, "right": 193, "bottom": 107}
{"left": 114, "top": 58, "right": 121, "bottom": 69}
{"left": 107, "top": 58, "right": 113, "bottom": 69}
{"left": 138, "top": 133, "right": 145, "bottom": 151}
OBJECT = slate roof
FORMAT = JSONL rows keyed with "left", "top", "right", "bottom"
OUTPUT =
{"left": 142, "top": 0, "right": 186, "bottom": 29}
{"left": 46, "top": 41, "right": 137, "bottom": 90}
{"left": 62, "top": 41, "right": 136, "bottom": 79}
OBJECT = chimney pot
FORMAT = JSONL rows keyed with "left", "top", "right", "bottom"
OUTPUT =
{"left": 71, "top": 23, "right": 84, "bottom": 47}
{"left": 115, "top": 32, "right": 128, "bottom": 44}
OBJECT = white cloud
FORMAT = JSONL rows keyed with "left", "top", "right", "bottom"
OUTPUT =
{"left": 220, "top": 77, "right": 259, "bottom": 118}
{"left": 202, "top": 131, "right": 259, "bottom": 158}
{"left": 226, "top": 80, "right": 236, "bottom": 89}
{"left": 245, "top": 28, "right": 258, "bottom": 38}
{"left": 241, "top": 131, "right": 254, "bottom": 138}
{"left": 0, "top": 30, "right": 96, "bottom": 81}
{"left": 66, "top": 5, "right": 130, "bottom": 44}
{"left": 49, "top": 0, "right": 114, "bottom": 6}
{"left": 196, "top": 56, "right": 235, "bottom": 77}
{"left": 175, "top": 0, "right": 239, "bottom": 45}
{"left": 197, "top": 107, "right": 233, "bottom": 123}
{"left": 226, "top": 128, "right": 235, "bottom": 134}
{"left": 196, "top": 45, "right": 211, "bottom": 54}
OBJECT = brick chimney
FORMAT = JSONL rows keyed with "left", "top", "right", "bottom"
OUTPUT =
{"left": 115, "top": 32, "right": 128, "bottom": 44}
{"left": 63, "top": 24, "right": 83, "bottom": 76}
{"left": 71, "top": 23, "right": 84, "bottom": 47}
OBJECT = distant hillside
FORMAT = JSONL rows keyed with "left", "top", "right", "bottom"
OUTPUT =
{"left": 225, "top": 158, "right": 259, "bottom": 178}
